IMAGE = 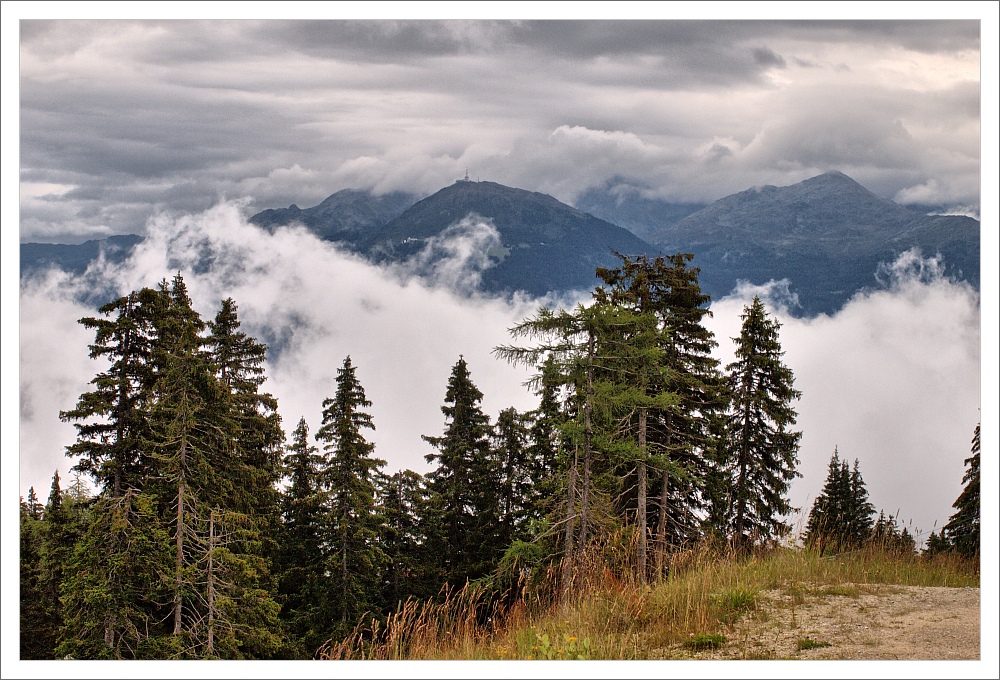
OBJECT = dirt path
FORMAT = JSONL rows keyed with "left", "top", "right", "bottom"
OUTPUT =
{"left": 680, "top": 584, "right": 980, "bottom": 660}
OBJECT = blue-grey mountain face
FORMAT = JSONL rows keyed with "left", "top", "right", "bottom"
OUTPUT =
{"left": 20, "top": 234, "right": 145, "bottom": 277}
{"left": 573, "top": 183, "right": 707, "bottom": 243}
{"left": 359, "top": 180, "right": 656, "bottom": 296}
{"left": 248, "top": 188, "right": 419, "bottom": 241}
{"left": 646, "top": 171, "right": 980, "bottom": 315}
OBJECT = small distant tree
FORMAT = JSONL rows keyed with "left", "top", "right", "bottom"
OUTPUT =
{"left": 805, "top": 450, "right": 875, "bottom": 552}
{"left": 871, "top": 510, "right": 915, "bottom": 554}
{"left": 944, "top": 423, "right": 980, "bottom": 558}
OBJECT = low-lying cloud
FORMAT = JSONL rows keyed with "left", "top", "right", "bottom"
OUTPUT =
{"left": 17, "top": 204, "right": 981, "bottom": 545}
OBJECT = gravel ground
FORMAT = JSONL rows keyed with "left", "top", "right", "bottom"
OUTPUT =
{"left": 675, "top": 584, "right": 980, "bottom": 660}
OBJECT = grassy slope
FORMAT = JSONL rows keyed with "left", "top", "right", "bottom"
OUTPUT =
{"left": 323, "top": 544, "right": 978, "bottom": 660}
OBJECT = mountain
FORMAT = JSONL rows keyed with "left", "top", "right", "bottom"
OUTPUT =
{"left": 20, "top": 234, "right": 145, "bottom": 277}
{"left": 647, "top": 171, "right": 980, "bottom": 315}
{"left": 572, "top": 183, "right": 707, "bottom": 243}
{"left": 358, "top": 179, "right": 657, "bottom": 296}
{"left": 22, "top": 173, "right": 979, "bottom": 317}
{"left": 248, "top": 188, "right": 419, "bottom": 240}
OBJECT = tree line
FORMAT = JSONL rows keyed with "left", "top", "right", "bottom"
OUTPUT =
{"left": 20, "top": 255, "right": 980, "bottom": 660}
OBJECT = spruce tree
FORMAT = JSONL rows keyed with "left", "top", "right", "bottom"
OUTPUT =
{"left": 278, "top": 417, "right": 328, "bottom": 655}
{"left": 597, "top": 253, "right": 723, "bottom": 563}
{"left": 375, "top": 469, "right": 432, "bottom": 605}
{"left": 56, "top": 489, "right": 174, "bottom": 659}
{"left": 316, "top": 356, "right": 386, "bottom": 631}
{"left": 207, "top": 297, "right": 283, "bottom": 522}
{"left": 944, "top": 423, "right": 980, "bottom": 558}
{"left": 60, "top": 287, "right": 162, "bottom": 496}
{"left": 35, "top": 472, "right": 77, "bottom": 657}
{"left": 422, "top": 356, "right": 496, "bottom": 584}
{"left": 492, "top": 407, "right": 533, "bottom": 549}
{"left": 806, "top": 450, "right": 874, "bottom": 552}
{"left": 20, "top": 488, "right": 47, "bottom": 659}
{"left": 145, "top": 275, "right": 281, "bottom": 658}
{"left": 719, "top": 296, "right": 802, "bottom": 547}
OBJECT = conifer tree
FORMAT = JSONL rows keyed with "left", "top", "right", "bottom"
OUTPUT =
{"left": 207, "top": 298, "right": 284, "bottom": 522}
{"left": 422, "top": 356, "right": 496, "bottom": 584}
{"left": 806, "top": 450, "right": 874, "bottom": 551}
{"left": 35, "top": 472, "right": 79, "bottom": 657}
{"left": 492, "top": 407, "right": 533, "bottom": 549}
{"left": 56, "top": 489, "right": 174, "bottom": 659}
{"left": 375, "top": 469, "right": 431, "bottom": 605}
{"left": 524, "top": 355, "right": 565, "bottom": 521}
{"left": 20, "top": 488, "right": 47, "bottom": 659}
{"left": 60, "top": 287, "right": 163, "bottom": 496}
{"left": 278, "top": 417, "right": 328, "bottom": 655}
{"left": 718, "top": 296, "right": 801, "bottom": 547}
{"left": 145, "top": 275, "right": 280, "bottom": 658}
{"left": 316, "top": 356, "right": 386, "bottom": 630}
{"left": 597, "top": 253, "right": 722, "bottom": 564}
{"left": 944, "top": 423, "right": 980, "bottom": 557}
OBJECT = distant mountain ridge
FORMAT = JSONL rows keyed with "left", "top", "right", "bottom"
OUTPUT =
{"left": 643, "top": 171, "right": 979, "bottom": 314}
{"left": 21, "top": 172, "right": 980, "bottom": 316}
{"left": 249, "top": 189, "right": 418, "bottom": 241}
{"left": 358, "top": 180, "right": 655, "bottom": 295}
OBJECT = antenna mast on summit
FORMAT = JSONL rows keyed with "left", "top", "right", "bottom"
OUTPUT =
{"left": 464, "top": 168, "right": 470, "bottom": 182}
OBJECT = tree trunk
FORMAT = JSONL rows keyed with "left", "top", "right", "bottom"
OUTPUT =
{"left": 656, "top": 417, "right": 673, "bottom": 578}
{"left": 207, "top": 509, "right": 216, "bottom": 656}
{"left": 562, "top": 451, "right": 578, "bottom": 591}
{"left": 174, "top": 471, "right": 185, "bottom": 636}
{"left": 637, "top": 408, "right": 647, "bottom": 584}
{"left": 580, "top": 331, "right": 594, "bottom": 554}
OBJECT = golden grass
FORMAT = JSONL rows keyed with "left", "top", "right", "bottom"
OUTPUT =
{"left": 318, "top": 543, "right": 978, "bottom": 661}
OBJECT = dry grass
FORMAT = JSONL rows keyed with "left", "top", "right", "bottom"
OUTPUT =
{"left": 318, "top": 542, "right": 978, "bottom": 661}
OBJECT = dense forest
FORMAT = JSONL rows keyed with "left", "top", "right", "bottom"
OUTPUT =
{"left": 19, "top": 254, "right": 980, "bottom": 660}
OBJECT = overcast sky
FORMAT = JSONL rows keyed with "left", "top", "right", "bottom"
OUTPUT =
{"left": 14, "top": 14, "right": 986, "bottom": 244}
{"left": 4, "top": 7, "right": 999, "bottom": 677}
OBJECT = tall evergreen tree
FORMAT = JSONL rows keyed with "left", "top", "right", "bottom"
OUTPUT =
{"left": 717, "top": 296, "right": 802, "bottom": 547}
{"left": 944, "top": 423, "right": 980, "bottom": 558}
{"left": 316, "top": 356, "right": 386, "bottom": 630}
{"left": 56, "top": 276, "right": 283, "bottom": 658}
{"left": 145, "top": 275, "right": 280, "bottom": 658}
{"left": 207, "top": 297, "right": 284, "bottom": 522}
{"left": 597, "top": 253, "right": 722, "bottom": 562}
{"left": 277, "top": 417, "right": 328, "bottom": 656}
{"left": 492, "top": 407, "right": 533, "bottom": 550}
{"left": 422, "top": 356, "right": 496, "bottom": 585}
{"left": 60, "top": 287, "right": 163, "bottom": 496}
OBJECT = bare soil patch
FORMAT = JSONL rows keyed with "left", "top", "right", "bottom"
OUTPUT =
{"left": 676, "top": 584, "right": 979, "bottom": 660}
